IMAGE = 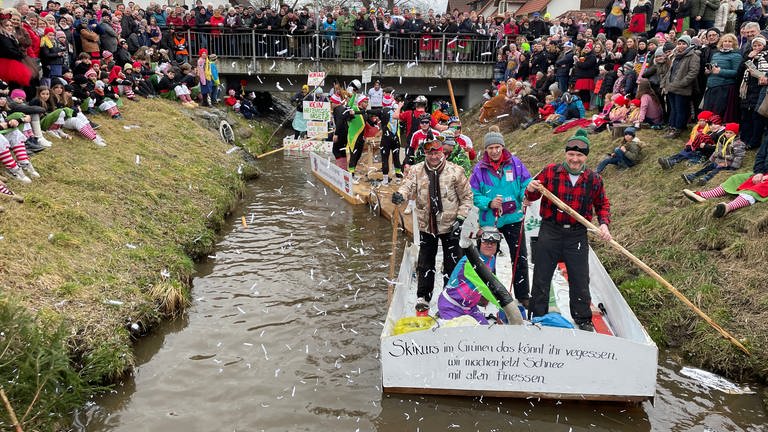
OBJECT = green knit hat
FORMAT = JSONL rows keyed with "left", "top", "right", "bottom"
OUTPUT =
{"left": 565, "top": 128, "right": 590, "bottom": 155}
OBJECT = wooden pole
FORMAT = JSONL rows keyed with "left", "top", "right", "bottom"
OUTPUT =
{"left": 447, "top": 79, "right": 460, "bottom": 123}
{"left": 256, "top": 146, "right": 286, "bottom": 159}
{"left": 533, "top": 183, "right": 751, "bottom": 356}
{"left": 0, "top": 388, "right": 23, "bottom": 432}
{"left": 387, "top": 205, "right": 401, "bottom": 306}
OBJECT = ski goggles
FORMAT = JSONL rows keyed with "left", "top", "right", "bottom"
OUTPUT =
{"left": 480, "top": 231, "right": 502, "bottom": 243}
{"left": 423, "top": 140, "right": 443, "bottom": 153}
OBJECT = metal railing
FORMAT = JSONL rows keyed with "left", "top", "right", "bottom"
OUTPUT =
{"left": 180, "top": 28, "right": 504, "bottom": 65}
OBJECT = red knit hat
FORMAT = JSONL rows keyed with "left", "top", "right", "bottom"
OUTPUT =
{"left": 708, "top": 114, "right": 722, "bottom": 125}
{"left": 584, "top": 42, "right": 593, "bottom": 51}
{"left": 198, "top": 48, "right": 208, "bottom": 56}
{"left": 697, "top": 110, "right": 713, "bottom": 121}
{"left": 614, "top": 95, "right": 627, "bottom": 106}
{"left": 724, "top": 123, "right": 739, "bottom": 134}
{"left": 132, "top": 61, "right": 142, "bottom": 70}
{"left": 44, "top": 27, "right": 55, "bottom": 35}
{"left": 631, "top": 98, "right": 641, "bottom": 107}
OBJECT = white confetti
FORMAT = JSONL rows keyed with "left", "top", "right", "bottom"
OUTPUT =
{"left": 277, "top": 49, "right": 288, "bottom": 56}
{"left": 160, "top": 268, "right": 170, "bottom": 278}
{"left": 125, "top": 243, "right": 137, "bottom": 249}
{"left": 135, "top": 154, "right": 140, "bottom": 164}
{"left": 286, "top": 77, "right": 293, "bottom": 86}
{"left": 276, "top": 82, "right": 284, "bottom": 91}
{"left": 257, "top": 75, "right": 263, "bottom": 84}
{"left": 226, "top": 146, "right": 239, "bottom": 154}
{"left": 261, "top": 344, "right": 269, "bottom": 360}
{"left": 496, "top": 113, "right": 509, "bottom": 119}
{"left": 270, "top": 60, "right": 276, "bottom": 70}
{"left": 367, "top": 62, "right": 376, "bottom": 69}
{"left": 480, "top": 51, "right": 492, "bottom": 56}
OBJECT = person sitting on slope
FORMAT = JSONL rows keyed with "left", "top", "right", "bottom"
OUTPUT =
{"left": 596, "top": 126, "right": 645, "bottom": 173}
{"left": 681, "top": 123, "right": 745, "bottom": 186}
{"left": 658, "top": 110, "right": 713, "bottom": 170}
{"left": 683, "top": 134, "right": 768, "bottom": 217}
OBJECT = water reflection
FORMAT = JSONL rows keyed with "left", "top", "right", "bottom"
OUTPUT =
{"left": 77, "top": 156, "right": 765, "bottom": 432}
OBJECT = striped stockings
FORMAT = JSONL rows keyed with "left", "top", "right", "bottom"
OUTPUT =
{"left": 0, "top": 182, "right": 14, "bottom": 197}
{"left": 698, "top": 186, "right": 726, "bottom": 199}
{"left": 726, "top": 195, "right": 752, "bottom": 212}
{"left": 78, "top": 123, "right": 97, "bottom": 140}
{"left": 0, "top": 149, "right": 18, "bottom": 169}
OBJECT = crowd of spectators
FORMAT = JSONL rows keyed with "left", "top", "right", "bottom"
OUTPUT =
{"left": 1, "top": 0, "right": 768, "bottom": 215}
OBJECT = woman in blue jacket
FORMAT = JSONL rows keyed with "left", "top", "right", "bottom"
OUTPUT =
{"left": 702, "top": 33, "right": 743, "bottom": 122}
{"left": 469, "top": 126, "right": 532, "bottom": 305}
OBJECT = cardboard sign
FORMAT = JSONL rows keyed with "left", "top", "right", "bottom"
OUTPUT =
{"left": 303, "top": 101, "right": 331, "bottom": 121}
{"left": 361, "top": 69, "right": 372, "bottom": 84}
{"left": 306, "top": 120, "right": 328, "bottom": 138}
{"left": 308, "top": 71, "right": 325, "bottom": 87}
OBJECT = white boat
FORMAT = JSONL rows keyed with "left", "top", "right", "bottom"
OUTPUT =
{"left": 380, "top": 201, "right": 658, "bottom": 402}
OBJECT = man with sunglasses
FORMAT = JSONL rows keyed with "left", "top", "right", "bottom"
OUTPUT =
{"left": 437, "top": 226, "right": 523, "bottom": 325}
{"left": 524, "top": 129, "right": 612, "bottom": 332}
{"left": 392, "top": 137, "right": 473, "bottom": 316}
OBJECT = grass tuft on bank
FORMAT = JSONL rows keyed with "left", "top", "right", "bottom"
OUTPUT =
{"left": 0, "top": 99, "right": 266, "bottom": 430}
{"left": 463, "top": 112, "right": 768, "bottom": 384}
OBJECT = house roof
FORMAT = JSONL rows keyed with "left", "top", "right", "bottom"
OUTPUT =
{"left": 514, "top": 0, "right": 552, "bottom": 16}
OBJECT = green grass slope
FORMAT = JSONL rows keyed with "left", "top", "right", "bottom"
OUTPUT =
{"left": 0, "top": 99, "right": 265, "bottom": 430}
{"left": 463, "top": 114, "right": 768, "bottom": 387}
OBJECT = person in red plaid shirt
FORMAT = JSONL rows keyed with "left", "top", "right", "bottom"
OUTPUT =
{"left": 524, "top": 129, "right": 612, "bottom": 332}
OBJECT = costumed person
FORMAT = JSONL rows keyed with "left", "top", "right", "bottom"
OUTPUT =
{"left": 437, "top": 226, "right": 524, "bottom": 325}
{"left": 0, "top": 91, "right": 40, "bottom": 183}
{"left": 659, "top": 110, "right": 714, "bottom": 169}
{"left": 681, "top": 122, "right": 745, "bottom": 185}
{"left": 391, "top": 137, "right": 473, "bottom": 316}
{"left": 196, "top": 48, "right": 212, "bottom": 106}
{"left": 469, "top": 126, "right": 532, "bottom": 306}
{"left": 436, "top": 130, "right": 471, "bottom": 178}
{"left": 398, "top": 95, "right": 444, "bottom": 158}
{"left": 449, "top": 117, "right": 476, "bottom": 161}
{"left": 376, "top": 97, "right": 402, "bottom": 186}
{"left": 291, "top": 84, "right": 309, "bottom": 139}
{"left": 683, "top": 132, "right": 768, "bottom": 217}
{"left": 604, "top": 0, "right": 629, "bottom": 41}
{"left": 330, "top": 91, "right": 349, "bottom": 169}
{"left": 524, "top": 129, "right": 612, "bottom": 332}
{"left": 345, "top": 80, "right": 368, "bottom": 182}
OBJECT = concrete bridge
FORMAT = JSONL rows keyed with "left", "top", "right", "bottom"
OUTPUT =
{"left": 186, "top": 30, "right": 496, "bottom": 108}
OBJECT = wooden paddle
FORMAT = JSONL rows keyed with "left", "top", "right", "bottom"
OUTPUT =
{"left": 532, "top": 183, "right": 751, "bottom": 356}
{"left": 387, "top": 205, "right": 401, "bottom": 306}
{"left": 256, "top": 146, "right": 286, "bottom": 159}
{"left": 447, "top": 79, "right": 460, "bottom": 123}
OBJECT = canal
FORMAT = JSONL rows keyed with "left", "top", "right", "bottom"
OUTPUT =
{"left": 76, "top": 156, "right": 766, "bottom": 431}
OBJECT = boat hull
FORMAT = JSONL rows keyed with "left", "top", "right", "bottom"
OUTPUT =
{"left": 380, "top": 201, "right": 658, "bottom": 401}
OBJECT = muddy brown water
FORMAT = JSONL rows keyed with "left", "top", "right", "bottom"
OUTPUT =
{"left": 76, "top": 156, "right": 766, "bottom": 432}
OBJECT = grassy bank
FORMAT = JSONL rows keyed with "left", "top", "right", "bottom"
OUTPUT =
{"left": 462, "top": 113, "right": 768, "bottom": 386}
{"left": 0, "top": 99, "right": 270, "bottom": 430}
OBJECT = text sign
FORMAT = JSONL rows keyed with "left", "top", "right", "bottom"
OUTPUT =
{"left": 381, "top": 325, "right": 657, "bottom": 397}
{"left": 361, "top": 69, "right": 372, "bottom": 84}
{"left": 303, "top": 101, "right": 331, "bottom": 121}
{"left": 306, "top": 120, "right": 328, "bottom": 138}
{"left": 310, "top": 152, "right": 354, "bottom": 199}
{"left": 307, "top": 71, "right": 325, "bottom": 87}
